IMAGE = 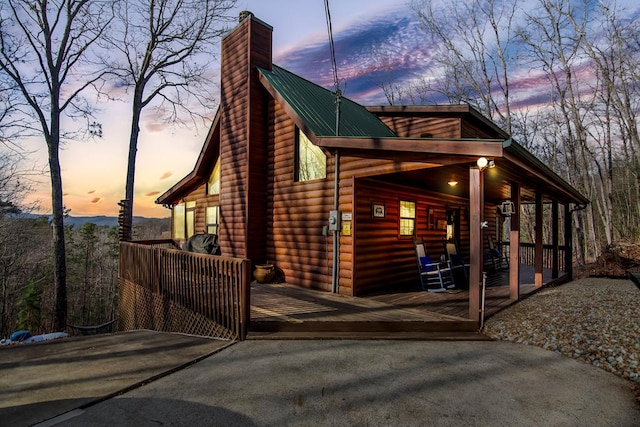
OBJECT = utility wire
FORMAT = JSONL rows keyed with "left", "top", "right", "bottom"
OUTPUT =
{"left": 324, "top": 0, "right": 340, "bottom": 95}
{"left": 324, "top": 0, "right": 341, "bottom": 136}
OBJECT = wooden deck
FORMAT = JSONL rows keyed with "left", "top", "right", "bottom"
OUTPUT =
{"left": 249, "top": 264, "right": 565, "bottom": 339}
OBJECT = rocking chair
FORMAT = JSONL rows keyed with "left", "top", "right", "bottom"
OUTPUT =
{"left": 444, "top": 239, "right": 470, "bottom": 290}
{"left": 414, "top": 239, "right": 455, "bottom": 292}
{"left": 487, "top": 236, "right": 509, "bottom": 271}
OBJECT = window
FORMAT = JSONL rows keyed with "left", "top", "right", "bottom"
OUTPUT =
{"left": 172, "top": 203, "right": 185, "bottom": 240}
{"left": 207, "top": 158, "right": 220, "bottom": 195}
{"left": 172, "top": 201, "right": 195, "bottom": 240}
{"left": 399, "top": 200, "right": 416, "bottom": 236}
{"left": 296, "top": 129, "right": 326, "bottom": 182}
{"left": 206, "top": 206, "right": 220, "bottom": 235}
{"left": 185, "top": 201, "right": 195, "bottom": 238}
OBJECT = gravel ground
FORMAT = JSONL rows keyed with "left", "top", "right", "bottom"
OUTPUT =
{"left": 483, "top": 277, "right": 640, "bottom": 385}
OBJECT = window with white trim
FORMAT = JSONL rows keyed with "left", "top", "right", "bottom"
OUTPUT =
{"left": 399, "top": 200, "right": 416, "bottom": 236}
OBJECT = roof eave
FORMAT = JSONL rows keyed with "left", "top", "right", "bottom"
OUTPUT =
{"left": 155, "top": 108, "right": 222, "bottom": 205}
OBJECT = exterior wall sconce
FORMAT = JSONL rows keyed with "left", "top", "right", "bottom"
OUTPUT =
{"left": 477, "top": 157, "right": 495, "bottom": 170}
{"left": 500, "top": 201, "right": 515, "bottom": 216}
{"left": 447, "top": 180, "right": 458, "bottom": 186}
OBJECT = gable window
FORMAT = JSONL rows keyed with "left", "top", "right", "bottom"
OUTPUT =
{"left": 296, "top": 128, "right": 326, "bottom": 182}
{"left": 399, "top": 200, "right": 416, "bottom": 236}
{"left": 206, "top": 206, "right": 220, "bottom": 235}
{"left": 207, "top": 158, "right": 220, "bottom": 195}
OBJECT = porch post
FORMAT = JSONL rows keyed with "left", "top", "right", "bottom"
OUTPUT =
{"left": 552, "top": 200, "right": 559, "bottom": 279}
{"left": 509, "top": 182, "right": 520, "bottom": 300}
{"left": 469, "top": 167, "right": 483, "bottom": 321}
{"left": 564, "top": 203, "right": 573, "bottom": 280}
{"left": 534, "top": 192, "right": 544, "bottom": 287}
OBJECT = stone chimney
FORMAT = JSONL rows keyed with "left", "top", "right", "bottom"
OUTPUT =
{"left": 217, "top": 13, "right": 272, "bottom": 260}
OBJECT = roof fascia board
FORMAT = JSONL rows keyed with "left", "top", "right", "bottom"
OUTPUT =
{"left": 155, "top": 107, "right": 222, "bottom": 205}
{"left": 315, "top": 136, "right": 505, "bottom": 157}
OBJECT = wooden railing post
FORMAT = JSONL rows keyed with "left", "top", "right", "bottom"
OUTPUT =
{"left": 509, "top": 181, "right": 520, "bottom": 300}
{"left": 564, "top": 203, "right": 573, "bottom": 280}
{"left": 534, "top": 192, "right": 544, "bottom": 287}
{"left": 155, "top": 247, "right": 161, "bottom": 294}
{"left": 239, "top": 259, "right": 252, "bottom": 340}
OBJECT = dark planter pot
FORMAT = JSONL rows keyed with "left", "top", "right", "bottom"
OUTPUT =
{"left": 254, "top": 264, "right": 275, "bottom": 283}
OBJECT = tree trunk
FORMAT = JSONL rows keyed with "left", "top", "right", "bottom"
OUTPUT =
{"left": 48, "top": 130, "right": 67, "bottom": 331}
{"left": 123, "top": 89, "right": 143, "bottom": 241}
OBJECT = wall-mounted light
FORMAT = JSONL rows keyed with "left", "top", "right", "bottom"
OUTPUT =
{"left": 477, "top": 157, "right": 495, "bottom": 170}
{"left": 447, "top": 180, "right": 458, "bottom": 186}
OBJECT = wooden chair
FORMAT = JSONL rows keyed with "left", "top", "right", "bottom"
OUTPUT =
{"left": 487, "top": 236, "right": 509, "bottom": 270}
{"left": 444, "top": 239, "right": 470, "bottom": 290}
{"left": 414, "top": 239, "right": 454, "bottom": 292}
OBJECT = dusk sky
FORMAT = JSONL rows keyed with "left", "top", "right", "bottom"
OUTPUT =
{"left": 18, "top": 0, "right": 639, "bottom": 219}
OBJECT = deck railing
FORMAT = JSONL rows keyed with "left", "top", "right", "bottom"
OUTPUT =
{"left": 119, "top": 241, "right": 251, "bottom": 340}
{"left": 499, "top": 242, "right": 567, "bottom": 272}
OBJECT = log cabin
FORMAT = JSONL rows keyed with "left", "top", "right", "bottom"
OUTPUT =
{"left": 154, "top": 12, "right": 588, "bottom": 322}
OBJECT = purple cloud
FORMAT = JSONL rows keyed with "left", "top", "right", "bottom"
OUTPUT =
{"left": 279, "top": 10, "right": 434, "bottom": 104}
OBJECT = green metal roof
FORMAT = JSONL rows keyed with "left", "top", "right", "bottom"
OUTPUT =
{"left": 258, "top": 65, "right": 396, "bottom": 138}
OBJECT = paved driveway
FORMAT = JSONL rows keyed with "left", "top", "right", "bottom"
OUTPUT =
{"left": 0, "top": 330, "right": 230, "bottom": 427}
{"left": 58, "top": 339, "right": 639, "bottom": 426}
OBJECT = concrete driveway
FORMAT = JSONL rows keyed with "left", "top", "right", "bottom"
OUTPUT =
{"left": 0, "top": 330, "right": 230, "bottom": 427}
{"left": 50, "top": 339, "right": 640, "bottom": 426}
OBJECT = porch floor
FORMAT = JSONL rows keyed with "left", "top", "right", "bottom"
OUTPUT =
{"left": 249, "top": 264, "right": 564, "bottom": 339}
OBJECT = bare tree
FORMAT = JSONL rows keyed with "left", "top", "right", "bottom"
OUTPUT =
{"left": 0, "top": 0, "right": 113, "bottom": 330}
{"left": 413, "top": 0, "right": 518, "bottom": 133}
{"left": 573, "top": 2, "right": 640, "bottom": 241}
{"left": 102, "top": 0, "right": 236, "bottom": 240}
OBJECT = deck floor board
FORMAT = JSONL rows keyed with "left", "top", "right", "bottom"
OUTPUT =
{"left": 249, "top": 264, "right": 564, "bottom": 336}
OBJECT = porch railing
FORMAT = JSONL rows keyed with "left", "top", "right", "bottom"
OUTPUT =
{"left": 499, "top": 242, "right": 567, "bottom": 272}
{"left": 118, "top": 241, "right": 251, "bottom": 340}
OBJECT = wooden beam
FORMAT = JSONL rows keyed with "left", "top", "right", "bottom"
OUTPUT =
{"left": 564, "top": 203, "right": 573, "bottom": 280}
{"left": 316, "top": 136, "right": 505, "bottom": 158}
{"left": 552, "top": 200, "right": 559, "bottom": 278}
{"left": 469, "top": 167, "right": 483, "bottom": 322}
{"left": 534, "top": 192, "right": 543, "bottom": 287}
{"left": 509, "top": 182, "right": 520, "bottom": 300}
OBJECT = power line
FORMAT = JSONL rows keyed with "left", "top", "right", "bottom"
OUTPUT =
{"left": 324, "top": 0, "right": 341, "bottom": 137}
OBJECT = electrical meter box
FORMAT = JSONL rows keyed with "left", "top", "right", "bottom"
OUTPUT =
{"left": 328, "top": 210, "right": 340, "bottom": 231}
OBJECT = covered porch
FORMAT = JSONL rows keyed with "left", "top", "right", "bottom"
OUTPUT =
{"left": 250, "top": 263, "right": 559, "bottom": 338}
{"left": 322, "top": 134, "right": 588, "bottom": 322}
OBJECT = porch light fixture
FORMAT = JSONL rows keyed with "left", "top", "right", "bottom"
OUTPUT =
{"left": 447, "top": 180, "right": 458, "bottom": 187}
{"left": 476, "top": 157, "right": 495, "bottom": 170}
{"left": 500, "top": 201, "right": 515, "bottom": 216}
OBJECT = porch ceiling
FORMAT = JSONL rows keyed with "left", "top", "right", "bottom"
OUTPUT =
{"left": 372, "top": 161, "right": 568, "bottom": 205}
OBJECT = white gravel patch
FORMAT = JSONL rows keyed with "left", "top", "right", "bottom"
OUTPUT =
{"left": 484, "top": 277, "right": 640, "bottom": 383}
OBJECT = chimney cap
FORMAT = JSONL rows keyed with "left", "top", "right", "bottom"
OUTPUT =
{"left": 239, "top": 11, "right": 253, "bottom": 23}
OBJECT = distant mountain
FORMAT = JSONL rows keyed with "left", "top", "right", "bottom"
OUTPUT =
{"left": 13, "top": 213, "right": 169, "bottom": 228}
